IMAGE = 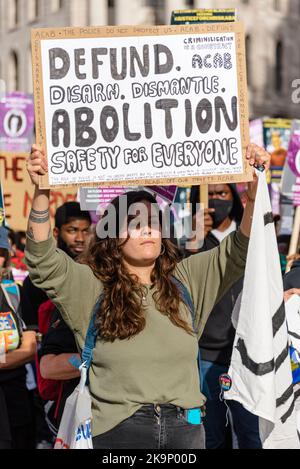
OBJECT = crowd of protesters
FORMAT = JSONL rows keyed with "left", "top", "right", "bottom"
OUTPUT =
{"left": 1, "top": 141, "right": 300, "bottom": 449}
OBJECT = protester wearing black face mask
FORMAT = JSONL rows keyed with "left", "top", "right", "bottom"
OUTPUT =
{"left": 188, "top": 184, "right": 243, "bottom": 251}
{"left": 182, "top": 184, "right": 262, "bottom": 450}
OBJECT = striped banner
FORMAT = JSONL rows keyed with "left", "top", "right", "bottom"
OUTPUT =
{"left": 225, "top": 171, "right": 300, "bottom": 449}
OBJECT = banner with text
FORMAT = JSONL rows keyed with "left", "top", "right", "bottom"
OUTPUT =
{"left": 32, "top": 23, "right": 251, "bottom": 188}
{"left": 0, "top": 152, "right": 77, "bottom": 231}
{"left": 0, "top": 92, "right": 35, "bottom": 153}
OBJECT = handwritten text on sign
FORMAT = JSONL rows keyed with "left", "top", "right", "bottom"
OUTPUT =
{"left": 35, "top": 24, "right": 249, "bottom": 186}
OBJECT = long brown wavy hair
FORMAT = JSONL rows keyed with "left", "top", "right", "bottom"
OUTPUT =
{"left": 80, "top": 191, "right": 194, "bottom": 342}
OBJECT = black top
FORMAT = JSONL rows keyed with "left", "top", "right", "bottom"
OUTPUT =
{"left": 283, "top": 259, "right": 300, "bottom": 290}
{"left": 184, "top": 232, "right": 244, "bottom": 366}
{"left": 21, "top": 275, "right": 48, "bottom": 330}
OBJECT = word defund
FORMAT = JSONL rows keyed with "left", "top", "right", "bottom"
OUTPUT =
{"left": 49, "top": 44, "right": 175, "bottom": 81}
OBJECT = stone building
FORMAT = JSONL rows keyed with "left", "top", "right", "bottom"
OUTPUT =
{"left": 0, "top": 0, "right": 299, "bottom": 118}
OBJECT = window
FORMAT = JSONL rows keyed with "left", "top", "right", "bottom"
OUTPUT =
{"left": 28, "top": 0, "right": 39, "bottom": 22}
{"left": 51, "top": 0, "right": 64, "bottom": 12}
{"left": 108, "top": 0, "right": 115, "bottom": 24}
{"left": 148, "top": 0, "right": 165, "bottom": 24}
{"left": 8, "top": 0, "right": 19, "bottom": 29}
{"left": 275, "top": 41, "right": 283, "bottom": 93}
{"left": 8, "top": 51, "right": 19, "bottom": 92}
{"left": 274, "top": 0, "right": 280, "bottom": 11}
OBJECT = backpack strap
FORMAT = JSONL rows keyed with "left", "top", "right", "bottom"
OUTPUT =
{"left": 69, "top": 294, "right": 104, "bottom": 376}
{"left": 171, "top": 276, "right": 202, "bottom": 391}
{"left": 81, "top": 299, "right": 102, "bottom": 369}
{"left": 171, "top": 276, "right": 196, "bottom": 326}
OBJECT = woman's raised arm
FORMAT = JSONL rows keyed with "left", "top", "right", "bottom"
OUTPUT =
{"left": 26, "top": 145, "right": 51, "bottom": 242}
{"left": 239, "top": 144, "right": 271, "bottom": 238}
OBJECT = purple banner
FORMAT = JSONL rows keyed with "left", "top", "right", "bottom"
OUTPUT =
{"left": 287, "top": 131, "right": 300, "bottom": 178}
{"left": 0, "top": 92, "right": 35, "bottom": 152}
{"left": 145, "top": 186, "right": 177, "bottom": 203}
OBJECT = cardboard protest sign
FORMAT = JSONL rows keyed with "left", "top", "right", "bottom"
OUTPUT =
{"left": 287, "top": 129, "right": 300, "bottom": 179}
{"left": 171, "top": 9, "right": 236, "bottom": 25}
{"left": 263, "top": 118, "right": 292, "bottom": 183}
{"left": 171, "top": 10, "right": 237, "bottom": 210}
{"left": 79, "top": 187, "right": 138, "bottom": 211}
{"left": 31, "top": 23, "right": 251, "bottom": 189}
{"left": 285, "top": 126, "right": 300, "bottom": 207}
{"left": 148, "top": 185, "right": 177, "bottom": 202}
{"left": 0, "top": 93, "right": 35, "bottom": 153}
{"left": 79, "top": 184, "right": 177, "bottom": 212}
{"left": 263, "top": 118, "right": 292, "bottom": 214}
{"left": 0, "top": 152, "right": 77, "bottom": 231}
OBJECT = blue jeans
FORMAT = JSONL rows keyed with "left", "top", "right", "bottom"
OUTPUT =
{"left": 201, "top": 360, "right": 262, "bottom": 449}
{"left": 93, "top": 404, "right": 205, "bottom": 449}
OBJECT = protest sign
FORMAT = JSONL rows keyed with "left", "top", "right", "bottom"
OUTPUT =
{"left": 281, "top": 119, "right": 300, "bottom": 200}
{"left": 263, "top": 118, "right": 292, "bottom": 183}
{"left": 287, "top": 128, "right": 300, "bottom": 179}
{"left": 79, "top": 187, "right": 137, "bottom": 211}
{"left": 171, "top": 10, "right": 237, "bottom": 209}
{"left": 279, "top": 121, "right": 300, "bottom": 239}
{"left": 0, "top": 92, "right": 35, "bottom": 153}
{"left": 79, "top": 184, "right": 177, "bottom": 212}
{"left": 263, "top": 118, "right": 292, "bottom": 215}
{"left": 148, "top": 185, "right": 177, "bottom": 202}
{"left": 0, "top": 152, "right": 77, "bottom": 231}
{"left": 31, "top": 23, "right": 251, "bottom": 189}
{"left": 171, "top": 9, "right": 236, "bottom": 25}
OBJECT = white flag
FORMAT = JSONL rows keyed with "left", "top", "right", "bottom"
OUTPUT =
{"left": 225, "top": 171, "right": 299, "bottom": 449}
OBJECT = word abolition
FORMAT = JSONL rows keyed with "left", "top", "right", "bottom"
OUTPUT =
{"left": 50, "top": 138, "right": 239, "bottom": 175}
{"left": 52, "top": 96, "right": 238, "bottom": 147}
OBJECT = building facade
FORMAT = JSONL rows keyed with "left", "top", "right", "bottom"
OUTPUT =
{"left": 0, "top": 0, "right": 299, "bottom": 119}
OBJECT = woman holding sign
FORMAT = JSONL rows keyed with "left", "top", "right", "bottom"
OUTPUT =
{"left": 25, "top": 143, "right": 270, "bottom": 449}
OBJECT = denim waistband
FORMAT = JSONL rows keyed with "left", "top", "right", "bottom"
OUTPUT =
{"left": 143, "top": 404, "right": 182, "bottom": 412}
{"left": 133, "top": 404, "right": 181, "bottom": 419}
